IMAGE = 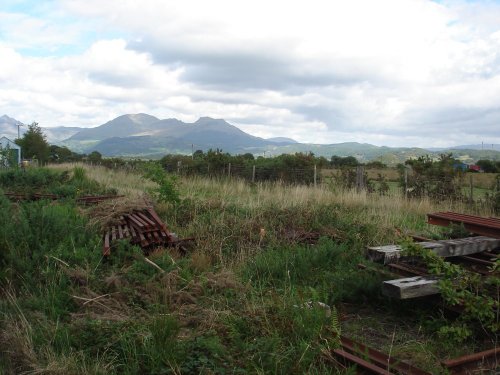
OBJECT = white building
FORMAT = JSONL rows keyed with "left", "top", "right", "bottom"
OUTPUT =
{"left": 0, "top": 136, "right": 21, "bottom": 166}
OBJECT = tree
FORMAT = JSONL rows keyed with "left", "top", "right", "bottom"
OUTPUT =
{"left": 365, "top": 160, "right": 387, "bottom": 169}
{"left": 403, "top": 154, "right": 463, "bottom": 200}
{"left": 0, "top": 144, "right": 17, "bottom": 167}
{"left": 330, "top": 155, "right": 359, "bottom": 168}
{"left": 15, "top": 122, "right": 50, "bottom": 163}
{"left": 193, "top": 150, "right": 204, "bottom": 159}
{"left": 476, "top": 159, "right": 498, "bottom": 173}
{"left": 49, "top": 145, "right": 82, "bottom": 163}
{"left": 88, "top": 151, "right": 103, "bottom": 164}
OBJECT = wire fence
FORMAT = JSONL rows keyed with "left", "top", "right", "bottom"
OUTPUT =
{"left": 61, "top": 160, "right": 500, "bottom": 212}
{"left": 164, "top": 162, "right": 319, "bottom": 185}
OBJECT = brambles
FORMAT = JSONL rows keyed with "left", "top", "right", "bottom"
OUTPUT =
{"left": 0, "top": 167, "right": 115, "bottom": 197}
{"left": 402, "top": 154, "right": 465, "bottom": 201}
{"left": 485, "top": 175, "right": 500, "bottom": 214}
{"left": 400, "top": 239, "right": 499, "bottom": 343}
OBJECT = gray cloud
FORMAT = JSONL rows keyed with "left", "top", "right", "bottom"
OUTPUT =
{"left": 128, "top": 38, "right": 374, "bottom": 92}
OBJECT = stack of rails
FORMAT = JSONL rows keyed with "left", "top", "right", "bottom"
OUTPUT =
{"left": 3, "top": 192, "right": 123, "bottom": 204}
{"left": 76, "top": 195, "right": 124, "bottom": 205}
{"left": 102, "top": 207, "right": 174, "bottom": 256}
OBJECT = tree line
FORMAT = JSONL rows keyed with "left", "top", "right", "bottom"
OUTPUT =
{"left": 13, "top": 122, "right": 103, "bottom": 164}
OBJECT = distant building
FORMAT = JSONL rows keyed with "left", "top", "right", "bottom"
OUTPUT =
{"left": 452, "top": 162, "right": 468, "bottom": 172}
{"left": 468, "top": 164, "right": 482, "bottom": 172}
{"left": 0, "top": 136, "right": 21, "bottom": 166}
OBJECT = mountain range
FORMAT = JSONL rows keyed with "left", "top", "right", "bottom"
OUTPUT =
{"left": 1, "top": 113, "right": 499, "bottom": 164}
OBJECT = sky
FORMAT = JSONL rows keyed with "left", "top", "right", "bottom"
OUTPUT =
{"left": 1, "top": 0, "right": 500, "bottom": 147}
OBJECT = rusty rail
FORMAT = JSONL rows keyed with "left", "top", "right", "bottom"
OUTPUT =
{"left": 333, "top": 348, "right": 393, "bottom": 374}
{"left": 428, "top": 212, "right": 500, "bottom": 238}
{"left": 4, "top": 192, "right": 27, "bottom": 201}
{"left": 5, "top": 192, "right": 57, "bottom": 201}
{"left": 102, "top": 207, "right": 191, "bottom": 255}
{"left": 4, "top": 192, "right": 123, "bottom": 204}
{"left": 76, "top": 195, "right": 124, "bottom": 205}
{"left": 338, "top": 336, "right": 431, "bottom": 375}
{"left": 442, "top": 347, "right": 499, "bottom": 374}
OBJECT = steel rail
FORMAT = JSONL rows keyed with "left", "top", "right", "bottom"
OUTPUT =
{"left": 428, "top": 212, "right": 500, "bottom": 238}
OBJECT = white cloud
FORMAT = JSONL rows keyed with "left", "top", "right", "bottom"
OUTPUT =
{"left": 0, "top": 0, "right": 499, "bottom": 147}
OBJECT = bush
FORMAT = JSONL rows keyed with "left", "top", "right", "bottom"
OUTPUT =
{"left": 143, "top": 162, "right": 180, "bottom": 204}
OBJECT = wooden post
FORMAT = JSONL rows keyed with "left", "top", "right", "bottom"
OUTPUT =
{"left": 355, "top": 166, "right": 360, "bottom": 192}
{"left": 314, "top": 164, "right": 317, "bottom": 187}
{"left": 469, "top": 173, "right": 474, "bottom": 207}
{"left": 356, "top": 166, "right": 364, "bottom": 192}
{"left": 404, "top": 167, "right": 408, "bottom": 199}
{"left": 228, "top": 163, "right": 231, "bottom": 177}
{"left": 252, "top": 165, "right": 256, "bottom": 183}
{"left": 177, "top": 161, "right": 181, "bottom": 174}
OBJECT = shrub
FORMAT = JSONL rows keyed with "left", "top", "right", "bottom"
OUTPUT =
{"left": 143, "top": 162, "right": 180, "bottom": 204}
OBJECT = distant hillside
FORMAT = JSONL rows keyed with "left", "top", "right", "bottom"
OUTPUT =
{"left": 69, "top": 113, "right": 161, "bottom": 141}
{"left": 267, "top": 137, "right": 298, "bottom": 144}
{"left": 58, "top": 114, "right": 500, "bottom": 163}
{"left": 64, "top": 115, "right": 273, "bottom": 155}
{"left": 3, "top": 113, "right": 500, "bottom": 164}
{"left": 43, "top": 126, "right": 85, "bottom": 143}
{"left": 0, "top": 115, "right": 23, "bottom": 140}
{"left": 427, "top": 144, "right": 500, "bottom": 152}
{"left": 0, "top": 115, "right": 83, "bottom": 143}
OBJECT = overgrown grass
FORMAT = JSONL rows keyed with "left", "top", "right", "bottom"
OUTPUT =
{"left": 0, "top": 166, "right": 116, "bottom": 198}
{"left": 0, "top": 164, "right": 495, "bottom": 373}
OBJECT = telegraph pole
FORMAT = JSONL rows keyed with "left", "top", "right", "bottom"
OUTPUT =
{"left": 16, "top": 123, "right": 24, "bottom": 140}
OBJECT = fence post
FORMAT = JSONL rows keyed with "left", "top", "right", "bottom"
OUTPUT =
{"left": 404, "top": 167, "right": 408, "bottom": 199}
{"left": 252, "top": 165, "right": 256, "bottom": 183}
{"left": 356, "top": 166, "right": 364, "bottom": 192}
{"left": 177, "top": 161, "right": 181, "bottom": 174}
{"left": 228, "top": 163, "right": 231, "bottom": 178}
{"left": 314, "top": 164, "right": 317, "bottom": 187}
{"left": 469, "top": 173, "right": 474, "bottom": 207}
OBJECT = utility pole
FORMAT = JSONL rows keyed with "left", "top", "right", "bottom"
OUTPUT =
{"left": 16, "top": 122, "right": 24, "bottom": 140}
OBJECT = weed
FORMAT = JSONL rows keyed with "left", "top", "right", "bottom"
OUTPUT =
{"left": 400, "top": 238, "right": 499, "bottom": 344}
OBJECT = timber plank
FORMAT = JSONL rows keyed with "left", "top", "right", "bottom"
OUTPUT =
{"left": 368, "top": 236, "right": 500, "bottom": 264}
{"left": 382, "top": 276, "right": 440, "bottom": 299}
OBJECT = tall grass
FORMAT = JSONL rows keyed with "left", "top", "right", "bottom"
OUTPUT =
{"left": 13, "top": 163, "right": 488, "bottom": 372}
{"left": 50, "top": 163, "right": 156, "bottom": 198}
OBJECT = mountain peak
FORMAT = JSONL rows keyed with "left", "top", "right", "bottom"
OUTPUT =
{"left": 126, "top": 113, "right": 159, "bottom": 123}
{"left": 0, "top": 115, "right": 21, "bottom": 125}
{"left": 195, "top": 116, "right": 226, "bottom": 124}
